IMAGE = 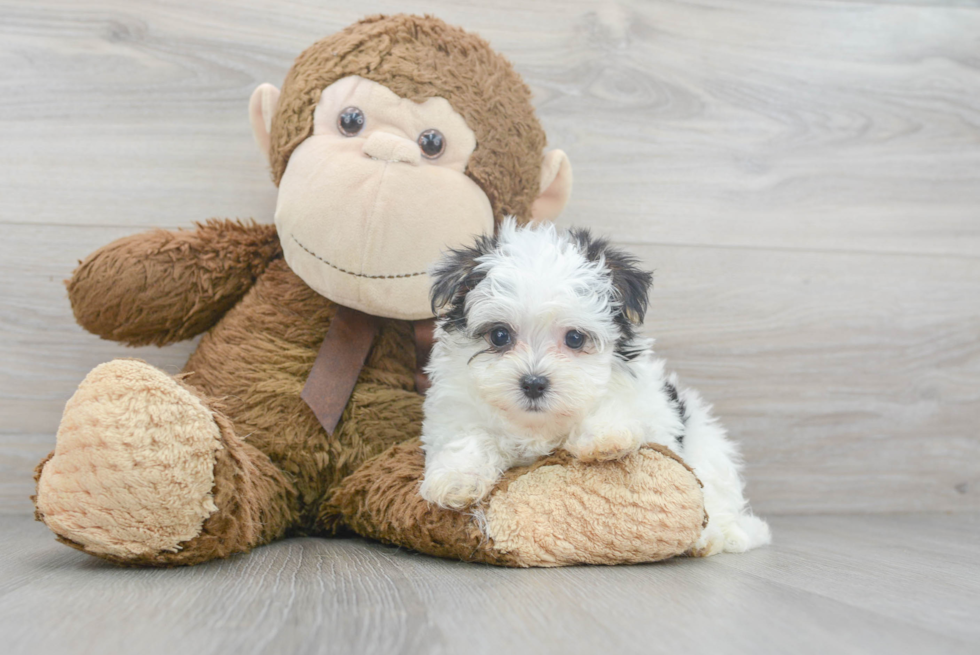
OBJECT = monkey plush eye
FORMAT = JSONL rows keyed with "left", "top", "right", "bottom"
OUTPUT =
{"left": 565, "top": 330, "right": 586, "bottom": 350}
{"left": 418, "top": 129, "right": 445, "bottom": 159}
{"left": 337, "top": 107, "right": 365, "bottom": 136}
{"left": 488, "top": 325, "right": 512, "bottom": 348}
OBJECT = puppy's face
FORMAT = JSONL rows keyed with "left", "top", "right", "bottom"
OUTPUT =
{"left": 430, "top": 219, "right": 652, "bottom": 431}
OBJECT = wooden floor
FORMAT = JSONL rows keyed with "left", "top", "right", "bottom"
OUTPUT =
{"left": 2, "top": 513, "right": 977, "bottom": 655}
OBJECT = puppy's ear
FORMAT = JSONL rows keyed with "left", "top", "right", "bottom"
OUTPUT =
{"left": 429, "top": 234, "right": 497, "bottom": 329}
{"left": 603, "top": 247, "right": 653, "bottom": 326}
{"left": 571, "top": 229, "right": 653, "bottom": 326}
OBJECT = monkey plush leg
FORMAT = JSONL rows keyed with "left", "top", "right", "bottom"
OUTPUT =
{"left": 33, "top": 359, "right": 296, "bottom": 566}
{"left": 330, "top": 439, "right": 707, "bottom": 567}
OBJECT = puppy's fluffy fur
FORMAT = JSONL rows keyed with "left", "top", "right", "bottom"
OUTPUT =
{"left": 419, "top": 219, "right": 770, "bottom": 556}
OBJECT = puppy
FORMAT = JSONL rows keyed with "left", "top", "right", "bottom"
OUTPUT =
{"left": 419, "top": 219, "right": 770, "bottom": 556}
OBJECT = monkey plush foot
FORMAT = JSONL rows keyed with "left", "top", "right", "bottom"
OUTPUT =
{"left": 34, "top": 359, "right": 293, "bottom": 566}
{"left": 34, "top": 359, "right": 222, "bottom": 559}
{"left": 329, "top": 439, "right": 706, "bottom": 567}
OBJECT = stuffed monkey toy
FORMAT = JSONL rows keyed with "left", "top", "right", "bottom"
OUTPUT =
{"left": 33, "top": 14, "right": 706, "bottom": 567}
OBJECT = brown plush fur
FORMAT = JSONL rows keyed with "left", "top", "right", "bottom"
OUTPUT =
{"left": 181, "top": 255, "right": 424, "bottom": 535}
{"left": 70, "top": 220, "right": 281, "bottom": 347}
{"left": 36, "top": 405, "right": 295, "bottom": 567}
{"left": 329, "top": 440, "right": 706, "bottom": 567}
{"left": 270, "top": 14, "right": 547, "bottom": 223}
{"left": 47, "top": 220, "right": 425, "bottom": 563}
{"left": 324, "top": 439, "right": 519, "bottom": 566}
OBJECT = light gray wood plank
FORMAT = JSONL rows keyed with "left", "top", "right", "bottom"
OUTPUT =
{"left": 2, "top": 224, "right": 978, "bottom": 515}
{"left": 1, "top": 0, "right": 978, "bottom": 258}
{"left": 2, "top": 514, "right": 978, "bottom": 655}
{"left": 711, "top": 514, "right": 980, "bottom": 642}
{"left": 630, "top": 241, "right": 980, "bottom": 515}
{"left": 2, "top": 2, "right": 979, "bottom": 514}
{"left": 549, "top": 0, "right": 980, "bottom": 257}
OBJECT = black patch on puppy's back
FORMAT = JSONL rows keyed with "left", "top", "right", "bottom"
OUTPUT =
{"left": 569, "top": 228, "right": 653, "bottom": 360}
{"left": 664, "top": 379, "right": 688, "bottom": 432}
{"left": 429, "top": 233, "right": 498, "bottom": 333}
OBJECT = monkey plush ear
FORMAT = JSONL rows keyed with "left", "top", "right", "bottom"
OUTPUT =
{"left": 530, "top": 150, "right": 573, "bottom": 222}
{"left": 249, "top": 83, "right": 281, "bottom": 161}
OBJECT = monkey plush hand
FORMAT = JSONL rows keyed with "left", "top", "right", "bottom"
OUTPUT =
{"left": 32, "top": 15, "right": 706, "bottom": 567}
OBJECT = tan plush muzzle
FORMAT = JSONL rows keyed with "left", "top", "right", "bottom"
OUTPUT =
{"left": 274, "top": 76, "right": 495, "bottom": 320}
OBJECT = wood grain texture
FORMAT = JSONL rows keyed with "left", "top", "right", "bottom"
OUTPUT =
{"left": 3, "top": 0, "right": 978, "bottom": 255}
{"left": 2, "top": 513, "right": 979, "bottom": 655}
{"left": 1, "top": 0, "right": 979, "bottom": 514}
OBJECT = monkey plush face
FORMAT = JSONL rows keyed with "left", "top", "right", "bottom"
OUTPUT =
{"left": 249, "top": 15, "right": 573, "bottom": 320}
{"left": 271, "top": 76, "right": 493, "bottom": 319}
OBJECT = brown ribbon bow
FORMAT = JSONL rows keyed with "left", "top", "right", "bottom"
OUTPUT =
{"left": 301, "top": 305, "right": 435, "bottom": 435}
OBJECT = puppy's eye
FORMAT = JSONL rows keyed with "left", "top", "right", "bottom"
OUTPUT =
{"left": 565, "top": 330, "right": 586, "bottom": 350}
{"left": 418, "top": 129, "right": 445, "bottom": 159}
{"left": 338, "top": 107, "right": 365, "bottom": 136}
{"left": 489, "top": 326, "right": 512, "bottom": 348}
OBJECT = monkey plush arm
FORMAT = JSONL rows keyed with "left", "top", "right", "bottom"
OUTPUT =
{"left": 69, "top": 220, "right": 281, "bottom": 346}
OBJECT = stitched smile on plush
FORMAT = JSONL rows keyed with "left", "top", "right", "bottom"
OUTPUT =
{"left": 288, "top": 233, "right": 428, "bottom": 280}
{"left": 273, "top": 76, "right": 494, "bottom": 320}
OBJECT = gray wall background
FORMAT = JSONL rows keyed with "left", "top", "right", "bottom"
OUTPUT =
{"left": 1, "top": 0, "right": 978, "bottom": 516}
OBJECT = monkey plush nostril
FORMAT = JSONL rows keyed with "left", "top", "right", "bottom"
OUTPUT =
{"left": 362, "top": 131, "right": 422, "bottom": 165}
{"left": 520, "top": 374, "right": 549, "bottom": 400}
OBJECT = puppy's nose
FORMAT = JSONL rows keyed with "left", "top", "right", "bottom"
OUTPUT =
{"left": 520, "top": 374, "right": 549, "bottom": 400}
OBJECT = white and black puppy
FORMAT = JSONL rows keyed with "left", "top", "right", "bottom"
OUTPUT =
{"left": 419, "top": 219, "right": 770, "bottom": 556}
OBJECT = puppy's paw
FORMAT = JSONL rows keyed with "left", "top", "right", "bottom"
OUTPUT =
{"left": 690, "top": 519, "right": 756, "bottom": 557}
{"left": 419, "top": 468, "right": 497, "bottom": 510}
{"left": 565, "top": 426, "right": 642, "bottom": 463}
{"left": 689, "top": 524, "right": 727, "bottom": 557}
